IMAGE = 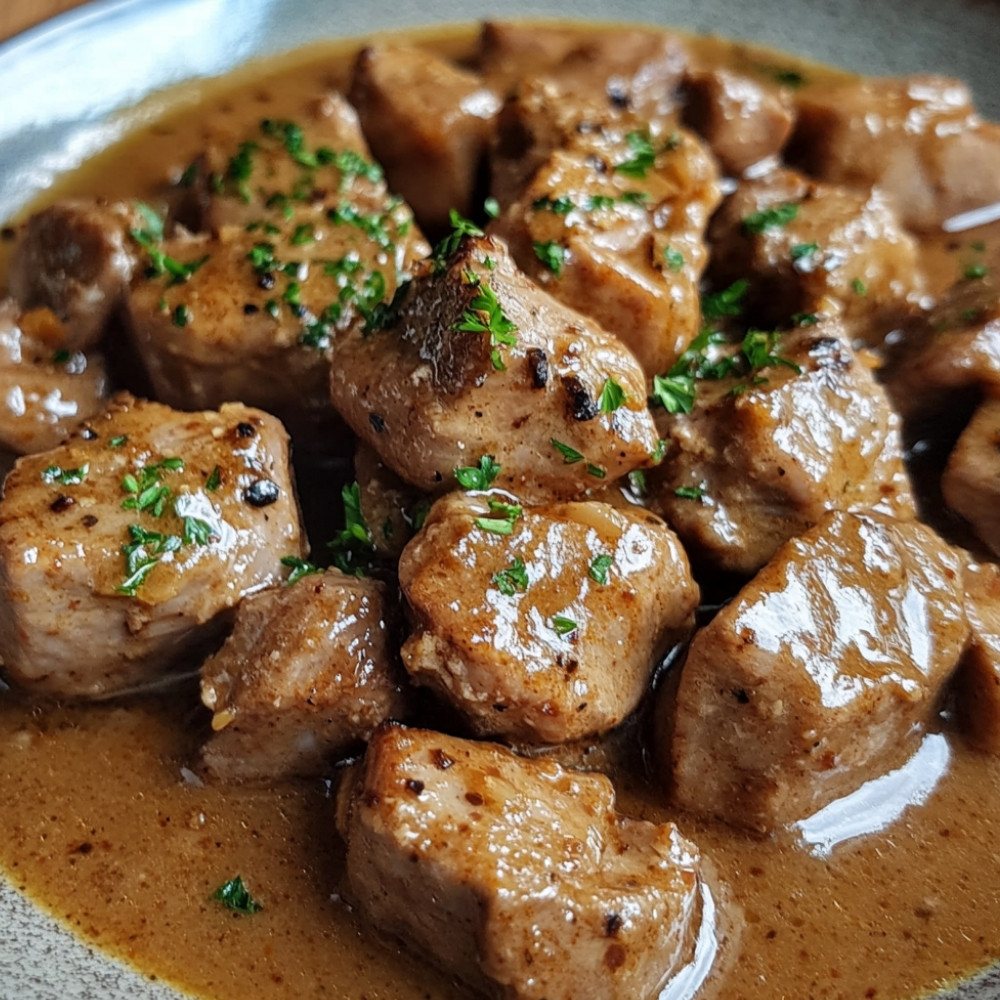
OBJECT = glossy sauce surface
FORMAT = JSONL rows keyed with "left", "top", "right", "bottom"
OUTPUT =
{"left": 2, "top": 23, "right": 1000, "bottom": 1000}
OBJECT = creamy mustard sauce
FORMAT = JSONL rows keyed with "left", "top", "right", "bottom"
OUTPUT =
{"left": 1, "top": 23, "right": 1000, "bottom": 1000}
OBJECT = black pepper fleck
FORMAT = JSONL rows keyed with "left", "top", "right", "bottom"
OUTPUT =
{"left": 80, "top": 428, "right": 98, "bottom": 441}
{"left": 526, "top": 347, "right": 549, "bottom": 389}
{"left": 257, "top": 272, "right": 276, "bottom": 290}
{"left": 405, "top": 779, "right": 425, "bottom": 796}
{"left": 50, "top": 494, "right": 75, "bottom": 513}
{"left": 369, "top": 413, "right": 386, "bottom": 433}
{"left": 244, "top": 478, "right": 280, "bottom": 507}
{"left": 243, "top": 303, "right": 260, "bottom": 315}
{"left": 236, "top": 422, "right": 257, "bottom": 438}
{"left": 562, "top": 375, "right": 599, "bottom": 421}
{"left": 81, "top": 514, "right": 99, "bottom": 528}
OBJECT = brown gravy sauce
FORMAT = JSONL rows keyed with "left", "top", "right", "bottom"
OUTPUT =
{"left": 2, "top": 22, "right": 1000, "bottom": 1000}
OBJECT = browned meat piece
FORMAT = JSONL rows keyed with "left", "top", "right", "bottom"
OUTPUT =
{"left": 398, "top": 491, "right": 698, "bottom": 744}
{"left": 329, "top": 234, "right": 660, "bottom": 503}
{"left": 708, "top": 167, "right": 925, "bottom": 346}
{"left": 659, "top": 510, "right": 969, "bottom": 832}
{"left": 354, "top": 444, "right": 425, "bottom": 560}
{"left": 0, "top": 393, "right": 303, "bottom": 699}
{"left": 199, "top": 568, "right": 409, "bottom": 781}
{"left": 126, "top": 102, "right": 428, "bottom": 446}
{"left": 0, "top": 301, "right": 108, "bottom": 455}
{"left": 648, "top": 321, "right": 915, "bottom": 577}
{"left": 881, "top": 276, "right": 1000, "bottom": 418}
{"left": 491, "top": 125, "right": 721, "bottom": 379}
{"left": 952, "top": 561, "right": 1000, "bottom": 755}
{"left": 479, "top": 21, "right": 688, "bottom": 121}
{"left": 7, "top": 198, "right": 142, "bottom": 350}
{"left": 349, "top": 45, "right": 502, "bottom": 230}
{"left": 338, "top": 724, "right": 715, "bottom": 1000}
{"left": 681, "top": 66, "right": 795, "bottom": 175}
{"left": 941, "top": 396, "right": 1000, "bottom": 556}
{"left": 787, "top": 74, "right": 1000, "bottom": 232}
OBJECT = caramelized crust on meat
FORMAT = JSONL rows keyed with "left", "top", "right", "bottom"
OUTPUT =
{"left": 398, "top": 491, "right": 698, "bottom": 744}
{"left": 0, "top": 394, "right": 302, "bottom": 698}
{"left": 661, "top": 511, "right": 968, "bottom": 832}
{"left": 0, "top": 301, "right": 109, "bottom": 456}
{"left": 328, "top": 234, "right": 659, "bottom": 502}
{"left": 8, "top": 199, "right": 142, "bottom": 350}
{"left": 648, "top": 322, "right": 915, "bottom": 577}
{"left": 338, "top": 724, "right": 712, "bottom": 1000}
{"left": 200, "top": 569, "right": 409, "bottom": 781}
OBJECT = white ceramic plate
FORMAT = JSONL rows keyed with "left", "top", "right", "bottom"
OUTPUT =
{"left": 1, "top": 0, "right": 999, "bottom": 997}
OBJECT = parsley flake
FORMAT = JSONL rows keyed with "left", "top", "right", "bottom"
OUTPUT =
{"left": 551, "top": 614, "right": 579, "bottom": 637}
{"left": 533, "top": 240, "right": 566, "bottom": 276}
{"left": 589, "top": 554, "right": 613, "bottom": 585}
{"left": 742, "top": 203, "right": 799, "bottom": 234}
{"left": 551, "top": 439, "right": 584, "bottom": 464}
{"left": 454, "top": 455, "right": 502, "bottom": 491}
{"left": 452, "top": 282, "right": 518, "bottom": 371}
{"left": 492, "top": 557, "right": 528, "bottom": 596}
{"left": 674, "top": 485, "right": 706, "bottom": 500}
{"left": 281, "top": 555, "right": 322, "bottom": 585}
{"left": 212, "top": 875, "right": 263, "bottom": 915}
{"left": 41, "top": 464, "right": 89, "bottom": 487}
{"left": 651, "top": 373, "right": 696, "bottom": 415}
{"left": 597, "top": 377, "right": 626, "bottom": 414}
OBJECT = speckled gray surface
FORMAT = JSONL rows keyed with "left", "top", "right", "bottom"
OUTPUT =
{"left": 0, "top": 1, "right": 998, "bottom": 998}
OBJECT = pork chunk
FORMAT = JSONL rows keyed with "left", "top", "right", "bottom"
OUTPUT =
{"left": 480, "top": 22, "right": 688, "bottom": 120}
{"left": 398, "top": 491, "right": 698, "bottom": 744}
{"left": 199, "top": 568, "right": 408, "bottom": 781}
{"left": 0, "top": 394, "right": 302, "bottom": 698}
{"left": 708, "top": 168, "right": 925, "bottom": 346}
{"left": 7, "top": 199, "right": 142, "bottom": 350}
{"left": 338, "top": 724, "right": 712, "bottom": 1000}
{"left": 661, "top": 510, "right": 968, "bottom": 832}
{"left": 881, "top": 277, "right": 1000, "bottom": 418}
{"left": 0, "top": 301, "right": 109, "bottom": 455}
{"left": 491, "top": 125, "right": 721, "bottom": 378}
{"left": 349, "top": 45, "right": 502, "bottom": 230}
{"left": 328, "top": 235, "right": 660, "bottom": 503}
{"left": 648, "top": 322, "right": 915, "bottom": 577}
{"left": 681, "top": 66, "right": 795, "bottom": 175}
{"left": 952, "top": 561, "right": 1000, "bottom": 755}
{"left": 126, "top": 106, "right": 428, "bottom": 445}
{"left": 941, "top": 395, "right": 1000, "bottom": 556}
{"left": 787, "top": 74, "right": 1000, "bottom": 232}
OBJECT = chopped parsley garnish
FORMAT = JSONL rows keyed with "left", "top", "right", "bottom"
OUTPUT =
{"left": 589, "top": 554, "right": 613, "bottom": 585}
{"left": 615, "top": 129, "right": 659, "bottom": 179}
{"left": 533, "top": 240, "right": 566, "bottom": 276}
{"left": 532, "top": 195, "right": 575, "bottom": 215}
{"left": 551, "top": 614, "right": 579, "bottom": 637}
{"left": 964, "top": 263, "right": 988, "bottom": 280}
{"left": 701, "top": 279, "right": 749, "bottom": 321}
{"left": 674, "top": 485, "right": 706, "bottom": 500}
{"left": 454, "top": 455, "right": 501, "bottom": 491}
{"left": 792, "top": 312, "right": 819, "bottom": 327}
{"left": 182, "top": 516, "right": 215, "bottom": 546}
{"left": 205, "top": 465, "right": 222, "bottom": 492}
{"left": 742, "top": 203, "right": 799, "bottom": 234}
{"left": 327, "top": 481, "right": 375, "bottom": 577}
{"left": 431, "top": 209, "right": 485, "bottom": 272}
{"left": 492, "top": 557, "right": 528, "bottom": 596}
{"left": 51, "top": 349, "right": 71, "bottom": 365}
{"left": 117, "top": 525, "right": 182, "bottom": 596}
{"left": 41, "top": 463, "right": 89, "bottom": 486}
{"left": 586, "top": 464, "right": 606, "bottom": 479}
{"left": 483, "top": 196, "right": 500, "bottom": 218}
{"left": 851, "top": 278, "right": 868, "bottom": 295}
{"left": 281, "top": 555, "right": 322, "bottom": 585}
{"left": 172, "top": 304, "right": 191, "bottom": 328}
{"left": 474, "top": 498, "right": 523, "bottom": 535}
{"left": 211, "top": 875, "right": 263, "bottom": 915}
{"left": 664, "top": 246, "right": 684, "bottom": 271}
{"left": 597, "top": 377, "right": 626, "bottom": 414}
{"left": 121, "top": 458, "right": 184, "bottom": 517}
{"left": 791, "top": 242, "right": 819, "bottom": 262}
{"left": 108, "top": 435, "right": 128, "bottom": 448}
{"left": 770, "top": 67, "right": 806, "bottom": 88}
{"left": 551, "top": 439, "right": 585, "bottom": 464}
{"left": 651, "top": 373, "right": 696, "bottom": 414}
{"left": 452, "top": 281, "right": 518, "bottom": 371}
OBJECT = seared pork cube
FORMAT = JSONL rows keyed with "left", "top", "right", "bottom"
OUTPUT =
{"left": 881, "top": 277, "right": 1000, "bottom": 419}
{"left": 349, "top": 45, "right": 502, "bottom": 230}
{"left": 681, "top": 66, "right": 795, "bottom": 175}
{"left": 338, "top": 724, "right": 713, "bottom": 1000}
{"left": 354, "top": 444, "right": 426, "bottom": 560}
{"left": 787, "top": 74, "right": 1000, "bottom": 232}
{"left": 0, "top": 301, "right": 108, "bottom": 455}
{"left": 941, "top": 396, "right": 1000, "bottom": 556}
{"left": 200, "top": 568, "right": 409, "bottom": 781}
{"left": 126, "top": 106, "right": 428, "bottom": 446}
{"left": 491, "top": 125, "right": 721, "bottom": 379}
{"left": 708, "top": 168, "right": 925, "bottom": 346}
{"left": 329, "top": 234, "right": 660, "bottom": 503}
{"left": 8, "top": 199, "right": 142, "bottom": 350}
{"left": 0, "top": 394, "right": 302, "bottom": 699}
{"left": 660, "top": 510, "right": 968, "bottom": 832}
{"left": 398, "top": 491, "right": 698, "bottom": 744}
{"left": 648, "top": 322, "right": 915, "bottom": 577}
{"left": 480, "top": 22, "right": 688, "bottom": 121}
{"left": 952, "top": 562, "right": 1000, "bottom": 755}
